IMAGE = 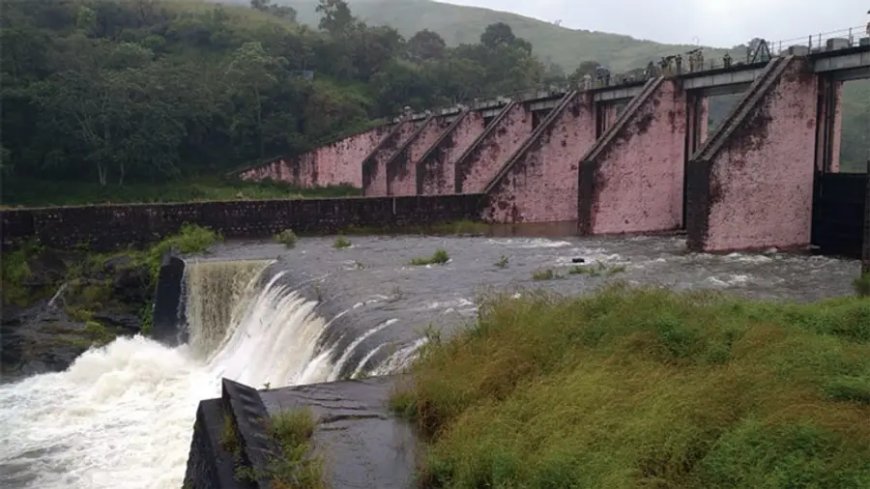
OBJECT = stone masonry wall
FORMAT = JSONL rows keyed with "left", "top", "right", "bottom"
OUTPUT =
{"left": 363, "top": 121, "right": 420, "bottom": 197}
{"left": 580, "top": 80, "right": 687, "bottom": 234}
{"left": 690, "top": 58, "right": 818, "bottom": 252}
{"left": 387, "top": 117, "right": 452, "bottom": 196}
{"left": 237, "top": 125, "right": 392, "bottom": 188}
{"left": 455, "top": 103, "right": 533, "bottom": 193}
{"left": 418, "top": 111, "right": 487, "bottom": 196}
{"left": 1, "top": 195, "right": 483, "bottom": 251}
{"left": 484, "top": 93, "right": 597, "bottom": 223}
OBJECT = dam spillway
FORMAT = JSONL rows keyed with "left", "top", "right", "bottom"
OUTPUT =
{"left": 0, "top": 234, "right": 863, "bottom": 488}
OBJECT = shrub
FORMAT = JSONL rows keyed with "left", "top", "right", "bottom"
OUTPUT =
{"left": 147, "top": 224, "right": 221, "bottom": 280}
{"left": 410, "top": 249, "right": 450, "bottom": 266}
{"left": 495, "top": 255, "right": 509, "bottom": 269}
{"left": 532, "top": 268, "right": 559, "bottom": 281}
{"left": 333, "top": 236, "right": 352, "bottom": 249}
{"left": 274, "top": 229, "right": 298, "bottom": 249}
{"left": 269, "top": 409, "right": 325, "bottom": 489}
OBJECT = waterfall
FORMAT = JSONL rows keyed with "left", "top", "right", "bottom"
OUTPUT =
{"left": 0, "top": 259, "right": 375, "bottom": 489}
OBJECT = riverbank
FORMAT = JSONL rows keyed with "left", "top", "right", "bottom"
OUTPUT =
{"left": 0, "top": 225, "right": 220, "bottom": 379}
{"left": 392, "top": 286, "right": 870, "bottom": 488}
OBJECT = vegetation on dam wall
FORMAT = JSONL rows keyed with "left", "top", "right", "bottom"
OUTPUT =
{"left": 392, "top": 286, "right": 870, "bottom": 488}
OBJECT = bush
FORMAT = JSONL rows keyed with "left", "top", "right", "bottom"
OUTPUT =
{"left": 410, "top": 249, "right": 450, "bottom": 266}
{"left": 147, "top": 224, "right": 221, "bottom": 280}
{"left": 274, "top": 229, "right": 298, "bottom": 249}
{"left": 393, "top": 287, "right": 870, "bottom": 488}
{"left": 333, "top": 236, "right": 352, "bottom": 249}
{"left": 0, "top": 240, "right": 40, "bottom": 305}
{"left": 495, "top": 256, "right": 509, "bottom": 269}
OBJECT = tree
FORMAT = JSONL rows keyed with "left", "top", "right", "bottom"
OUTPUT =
{"left": 568, "top": 60, "right": 602, "bottom": 84}
{"left": 225, "top": 42, "right": 286, "bottom": 158}
{"left": 350, "top": 25, "right": 403, "bottom": 80}
{"left": 316, "top": 0, "right": 354, "bottom": 36}
{"left": 250, "top": 0, "right": 297, "bottom": 21}
{"left": 481, "top": 22, "right": 516, "bottom": 49}
{"left": 407, "top": 29, "right": 446, "bottom": 61}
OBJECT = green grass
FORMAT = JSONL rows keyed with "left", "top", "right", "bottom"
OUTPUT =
{"left": 531, "top": 268, "right": 560, "bottom": 281}
{"left": 268, "top": 409, "right": 325, "bottom": 489}
{"left": 333, "top": 236, "right": 352, "bottom": 249}
{"left": 855, "top": 272, "right": 870, "bottom": 297}
{"left": 392, "top": 286, "right": 870, "bottom": 488}
{"left": 0, "top": 176, "right": 361, "bottom": 208}
{"left": 275, "top": 229, "right": 298, "bottom": 249}
{"left": 410, "top": 249, "right": 450, "bottom": 266}
{"left": 568, "top": 261, "right": 627, "bottom": 277}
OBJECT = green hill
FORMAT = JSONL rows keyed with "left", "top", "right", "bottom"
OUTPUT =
{"left": 237, "top": 0, "right": 725, "bottom": 72}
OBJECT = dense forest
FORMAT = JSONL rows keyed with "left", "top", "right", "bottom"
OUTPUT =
{"left": 0, "top": 0, "right": 551, "bottom": 198}
{"left": 0, "top": 0, "right": 867, "bottom": 206}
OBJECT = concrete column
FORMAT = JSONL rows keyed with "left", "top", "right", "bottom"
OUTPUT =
{"left": 386, "top": 117, "right": 451, "bottom": 196}
{"left": 687, "top": 58, "right": 818, "bottom": 252}
{"left": 815, "top": 78, "right": 844, "bottom": 173}
{"left": 236, "top": 124, "right": 392, "bottom": 188}
{"left": 454, "top": 102, "right": 533, "bottom": 194}
{"left": 484, "top": 92, "right": 597, "bottom": 223}
{"left": 417, "top": 111, "right": 488, "bottom": 195}
{"left": 686, "top": 94, "right": 710, "bottom": 155}
{"left": 362, "top": 121, "right": 420, "bottom": 197}
{"left": 579, "top": 79, "right": 687, "bottom": 235}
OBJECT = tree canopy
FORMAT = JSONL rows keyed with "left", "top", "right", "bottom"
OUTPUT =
{"left": 0, "top": 0, "right": 550, "bottom": 189}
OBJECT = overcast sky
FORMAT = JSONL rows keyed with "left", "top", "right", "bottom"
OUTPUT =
{"left": 439, "top": 0, "right": 867, "bottom": 47}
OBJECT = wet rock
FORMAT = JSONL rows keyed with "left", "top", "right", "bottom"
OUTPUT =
{"left": 1, "top": 251, "right": 151, "bottom": 382}
{"left": 111, "top": 265, "right": 150, "bottom": 305}
{"left": 92, "top": 311, "right": 141, "bottom": 334}
{"left": 1, "top": 301, "right": 92, "bottom": 382}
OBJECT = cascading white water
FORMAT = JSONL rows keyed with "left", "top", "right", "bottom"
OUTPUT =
{"left": 0, "top": 259, "right": 377, "bottom": 489}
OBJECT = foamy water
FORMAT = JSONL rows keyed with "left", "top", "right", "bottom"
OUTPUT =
{"left": 0, "top": 261, "right": 337, "bottom": 489}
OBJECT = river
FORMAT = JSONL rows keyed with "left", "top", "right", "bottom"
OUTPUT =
{"left": 0, "top": 234, "right": 861, "bottom": 488}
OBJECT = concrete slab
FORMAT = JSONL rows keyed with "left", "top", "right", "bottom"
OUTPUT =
{"left": 259, "top": 377, "right": 417, "bottom": 489}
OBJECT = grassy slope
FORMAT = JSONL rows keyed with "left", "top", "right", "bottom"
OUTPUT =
{"left": 394, "top": 286, "right": 870, "bottom": 488}
{"left": 280, "top": 0, "right": 715, "bottom": 72}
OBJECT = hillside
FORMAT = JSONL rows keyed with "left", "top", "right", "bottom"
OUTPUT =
{"left": 242, "top": 0, "right": 724, "bottom": 72}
